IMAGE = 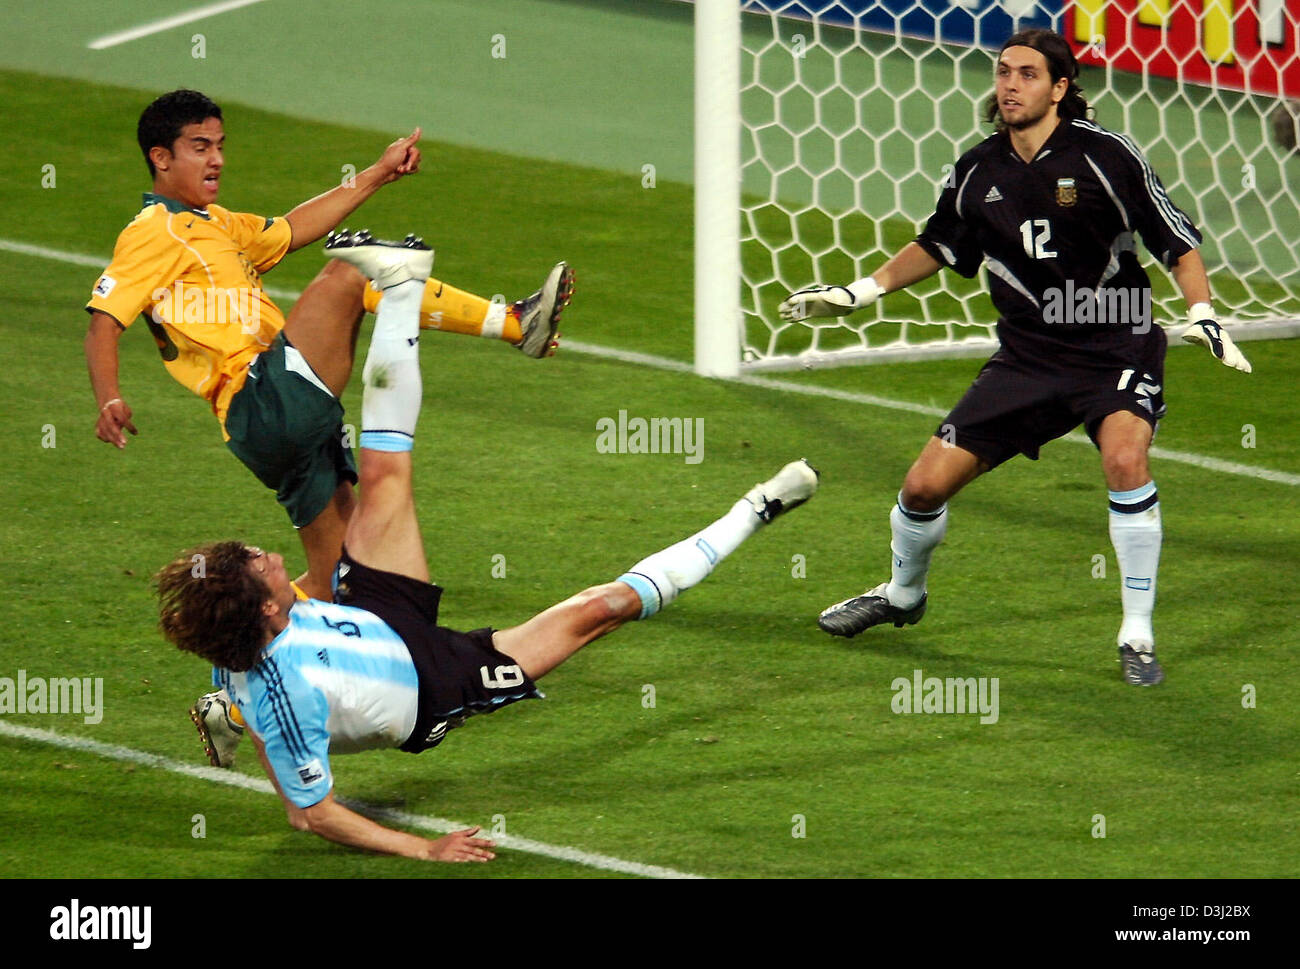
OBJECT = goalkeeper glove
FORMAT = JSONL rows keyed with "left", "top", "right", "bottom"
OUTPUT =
{"left": 778, "top": 276, "right": 884, "bottom": 321}
{"left": 1180, "top": 303, "right": 1252, "bottom": 373}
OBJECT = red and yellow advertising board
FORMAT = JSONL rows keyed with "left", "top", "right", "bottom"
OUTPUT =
{"left": 1069, "top": 0, "right": 1300, "bottom": 97}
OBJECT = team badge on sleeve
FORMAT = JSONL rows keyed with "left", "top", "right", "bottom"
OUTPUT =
{"left": 93, "top": 275, "right": 117, "bottom": 298}
{"left": 297, "top": 758, "right": 325, "bottom": 785}
{"left": 1056, "top": 178, "right": 1078, "bottom": 207}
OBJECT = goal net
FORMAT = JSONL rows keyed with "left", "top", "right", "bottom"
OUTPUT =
{"left": 693, "top": 0, "right": 1300, "bottom": 375}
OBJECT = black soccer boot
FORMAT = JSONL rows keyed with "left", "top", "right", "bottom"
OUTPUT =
{"left": 818, "top": 582, "right": 927, "bottom": 638}
{"left": 1118, "top": 641, "right": 1165, "bottom": 686}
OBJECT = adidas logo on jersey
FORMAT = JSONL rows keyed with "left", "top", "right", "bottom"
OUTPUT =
{"left": 985, "top": 186, "right": 1003, "bottom": 203}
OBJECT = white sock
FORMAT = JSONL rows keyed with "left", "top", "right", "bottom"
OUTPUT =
{"left": 1109, "top": 481, "right": 1161, "bottom": 647}
{"left": 885, "top": 494, "right": 947, "bottom": 610}
{"left": 482, "top": 302, "right": 507, "bottom": 340}
{"left": 360, "top": 279, "right": 423, "bottom": 452}
{"left": 619, "top": 498, "right": 762, "bottom": 618}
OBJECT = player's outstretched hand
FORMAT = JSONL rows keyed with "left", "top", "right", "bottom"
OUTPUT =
{"left": 1181, "top": 319, "right": 1252, "bottom": 373}
{"left": 95, "top": 398, "right": 138, "bottom": 449}
{"left": 779, "top": 284, "right": 857, "bottom": 321}
{"left": 427, "top": 825, "right": 496, "bottom": 863}
{"left": 376, "top": 128, "right": 422, "bottom": 183}
{"left": 779, "top": 276, "right": 884, "bottom": 322}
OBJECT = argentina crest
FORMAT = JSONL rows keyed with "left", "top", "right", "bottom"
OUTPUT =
{"left": 1056, "top": 177, "right": 1077, "bottom": 207}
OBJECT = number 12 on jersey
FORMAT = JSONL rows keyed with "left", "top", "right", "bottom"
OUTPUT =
{"left": 1019, "top": 219, "right": 1057, "bottom": 259}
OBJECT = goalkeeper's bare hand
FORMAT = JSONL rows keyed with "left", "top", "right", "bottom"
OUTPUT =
{"left": 1181, "top": 318, "right": 1252, "bottom": 373}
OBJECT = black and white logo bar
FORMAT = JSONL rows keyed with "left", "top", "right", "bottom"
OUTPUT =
{"left": 49, "top": 899, "right": 151, "bottom": 950}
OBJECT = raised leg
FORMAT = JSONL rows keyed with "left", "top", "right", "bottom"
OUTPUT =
{"left": 492, "top": 582, "right": 642, "bottom": 680}
{"left": 282, "top": 260, "right": 368, "bottom": 398}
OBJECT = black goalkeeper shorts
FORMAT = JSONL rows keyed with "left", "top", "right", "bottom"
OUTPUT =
{"left": 936, "top": 325, "right": 1167, "bottom": 470}
{"left": 332, "top": 548, "right": 542, "bottom": 753}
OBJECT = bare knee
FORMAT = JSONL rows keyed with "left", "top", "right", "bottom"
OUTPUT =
{"left": 320, "top": 258, "right": 366, "bottom": 290}
{"left": 309, "top": 259, "right": 367, "bottom": 314}
{"left": 900, "top": 467, "right": 952, "bottom": 513}
{"left": 898, "top": 439, "right": 982, "bottom": 512}
{"left": 1102, "top": 447, "right": 1149, "bottom": 490}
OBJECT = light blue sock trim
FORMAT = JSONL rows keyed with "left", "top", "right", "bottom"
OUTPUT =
{"left": 360, "top": 430, "right": 414, "bottom": 452}
{"left": 617, "top": 572, "right": 662, "bottom": 620}
{"left": 1108, "top": 481, "right": 1157, "bottom": 504}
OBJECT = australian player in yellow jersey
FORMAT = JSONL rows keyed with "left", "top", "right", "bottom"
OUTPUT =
{"left": 88, "top": 90, "right": 572, "bottom": 596}
{"left": 86, "top": 90, "right": 573, "bottom": 765}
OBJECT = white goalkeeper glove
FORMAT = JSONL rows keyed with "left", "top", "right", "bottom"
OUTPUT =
{"left": 778, "top": 276, "right": 884, "bottom": 321}
{"left": 1180, "top": 303, "right": 1252, "bottom": 373}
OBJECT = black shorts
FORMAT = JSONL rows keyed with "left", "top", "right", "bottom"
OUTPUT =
{"left": 937, "top": 325, "right": 1167, "bottom": 470}
{"left": 332, "top": 548, "right": 542, "bottom": 753}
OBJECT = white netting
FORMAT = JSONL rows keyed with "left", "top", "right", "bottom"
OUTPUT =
{"left": 736, "top": 0, "right": 1300, "bottom": 371}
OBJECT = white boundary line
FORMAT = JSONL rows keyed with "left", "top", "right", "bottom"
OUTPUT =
{"left": 87, "top": 0, "right": 270, "bottom": 50}
{"left": 0, "top": 720, "right": 705, "bottom": 879}
{"left": 10, "top": 236, "right": 1297, "bottom": 487}
{"left": 560, "top": 344, "right": 1300, "bottom": 486}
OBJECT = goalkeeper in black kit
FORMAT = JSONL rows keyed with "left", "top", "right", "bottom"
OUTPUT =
{"left": 780, "top": 28, "right": 1251, "bottom": 686}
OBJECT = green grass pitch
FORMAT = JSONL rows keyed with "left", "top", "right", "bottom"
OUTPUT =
{"left": 1, "top": 2, "right": 1298, "bottom": 879}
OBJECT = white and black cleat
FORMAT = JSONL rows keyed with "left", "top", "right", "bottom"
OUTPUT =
{"left": 326, "top": 228, "right": 434, "bottom": 289}
{"left": 818, "top": 582, "right": 927, "bottom": 638}
{"left": 1118, "top": 641, "right": 1164, "bottom": 686}
{"left": 190, "top": 690, "right": 245, "bottom": 768}
{"left": 743, "top": 459, "right": 819, "bottom": 523}
{"left": 512, "top": 261, "right": 574, "bottom": 358}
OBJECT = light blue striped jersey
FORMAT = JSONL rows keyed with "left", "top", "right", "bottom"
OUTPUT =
{"left": 213, "top": 599, "right": 419, "bottom": 808}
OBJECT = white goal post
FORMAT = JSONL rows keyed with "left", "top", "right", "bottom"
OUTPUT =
{"left": 692, "top": 0, "right": 1300, "bottom": 376}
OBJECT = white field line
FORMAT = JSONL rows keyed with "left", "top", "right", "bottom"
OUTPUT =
{"left": 10, "top": 236, "right": 1298, "bottom": 487}
{"left": 0, "top": 720, "right": 705, "bottom": 879}
{"left": 87, "top": 0, "right": 270, "bottom": 50}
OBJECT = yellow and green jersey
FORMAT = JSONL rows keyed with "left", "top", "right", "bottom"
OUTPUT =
{"left": 86, "top": 193, "right": 293, "bottom": 433}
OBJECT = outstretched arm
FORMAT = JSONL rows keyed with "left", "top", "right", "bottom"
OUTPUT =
{"left": 871, "top": 241, "right": 945, "bottom": 294}
{"left": 85, "top": 311, "right": 138, "bottom": 448}
{"left": 284, "top": 129, "right": 423, "bottom": 253}
{"left": 779, "top": 242, "right": 942, "bottom": 320}
{"left": 248, "top": 731, "right": 494, "bottom": 862}
{"left": 301, "top": 794, "right": 496, "bottom": 863}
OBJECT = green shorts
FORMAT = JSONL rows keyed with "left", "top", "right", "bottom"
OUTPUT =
{"left": 225, "top": 334, "right": 357, "bottom": 528}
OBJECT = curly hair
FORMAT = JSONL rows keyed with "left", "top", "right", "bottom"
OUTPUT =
{"left": 137, "top": 89, "right": 223, "bottom": 177}
{"left": 984, "top": 29, "right": 1092, "bottom": 130}
{"left": 156, "top": 541, "right": 268, "bottom": 672}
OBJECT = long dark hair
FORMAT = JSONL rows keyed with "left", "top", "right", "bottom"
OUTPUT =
{"left": 983, "top": 29, "right": 1092, "bottom": 129}
{"left": 156, "top": 541, "right": 268, "bottom": 672}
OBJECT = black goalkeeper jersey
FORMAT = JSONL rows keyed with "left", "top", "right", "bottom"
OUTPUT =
{"left": 916, "top": 118, "right": 1201, "bottom": 354}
